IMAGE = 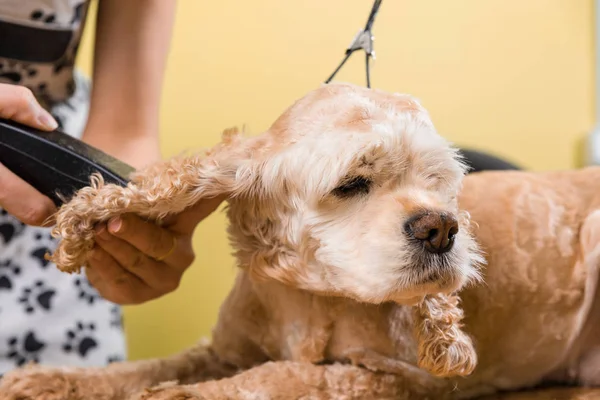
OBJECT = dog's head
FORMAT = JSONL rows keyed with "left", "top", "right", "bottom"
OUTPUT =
{"left": 199, "top": 83, "right": 482, "bottom": 305}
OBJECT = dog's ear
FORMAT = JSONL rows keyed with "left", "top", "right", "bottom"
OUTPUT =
{"left": 413, "top": 294, "right": 477, "bottom": 378}
{"left": 49, "top": 127, "right": 263, "bottom": 272}
{"left": 124, "top": 127, "right": 263, "bottom": 216}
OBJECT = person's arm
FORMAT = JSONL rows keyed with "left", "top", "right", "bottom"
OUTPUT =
{"left": 80, "top": 1, "right": 223, "bottom": 305}
{"left": 82, "top": 0, "right": 176, "bottom": 168}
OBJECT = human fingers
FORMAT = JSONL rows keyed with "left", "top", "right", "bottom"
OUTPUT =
{"left": 0, "top": 162, "right": 56, "bottom": 226}
{"left": 86, "top": 243, "right": 154, "bottom": 305}
{"left": 0, "top": 83, "right": 58, "bottom": 130}
{"left": 106, "top": 214, "right": 194, "bottom": 268}
{"left": 95, "top": 223, "right": 183, "bottom": 292}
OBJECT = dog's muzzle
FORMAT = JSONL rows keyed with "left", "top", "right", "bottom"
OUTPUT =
{"left": 404, "top": 211, "right": 458, "bottom": 254}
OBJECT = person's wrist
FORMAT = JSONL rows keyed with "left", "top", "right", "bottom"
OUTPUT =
{"left": 83, "top": 128, "right": 161, "bottom": 169}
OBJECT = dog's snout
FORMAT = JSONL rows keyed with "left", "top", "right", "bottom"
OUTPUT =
{"left": 404, "top": 212, "right": 459, "bottom": 254}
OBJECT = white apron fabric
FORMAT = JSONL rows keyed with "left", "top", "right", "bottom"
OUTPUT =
{"left": 0, "top": 0, "right": 127, "bottom": 376}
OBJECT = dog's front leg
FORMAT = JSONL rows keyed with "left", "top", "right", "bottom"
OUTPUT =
{"left": 134, "top": 360, "right": 447, "bottom": 400}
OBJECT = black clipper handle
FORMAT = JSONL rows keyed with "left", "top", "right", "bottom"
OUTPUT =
{"left": 0, "top": 118, "right": 135, "bottom": 206}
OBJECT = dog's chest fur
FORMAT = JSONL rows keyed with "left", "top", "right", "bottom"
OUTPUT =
{"left": 211, "top": 272, "right": 419, "bottom": 373}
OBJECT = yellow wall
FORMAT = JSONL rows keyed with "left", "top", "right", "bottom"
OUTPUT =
{"left": 76, "top": 0, "right": 594, "bottom": 360}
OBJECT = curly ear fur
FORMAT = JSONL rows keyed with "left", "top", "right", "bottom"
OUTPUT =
{"left": 48, "top": 128, "right": 256, "bottom": 273}
{"left": 413, "top": 293, "right": 477, "bottom": 377}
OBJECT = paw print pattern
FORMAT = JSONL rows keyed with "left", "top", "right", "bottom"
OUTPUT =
{"left": 18, "top": 280, "right": 56, "bottom": 313}
{"left": 63, "top": 322, "right": 99, "bottom": 358}
{"left": 74, "top": 277, "right": 99, "bottom": 305}
{"left": 7, "top": 331, "right": 46, "bottom": 366}
{"left": 110, "top": 305, "right": 124, "bottom": 329}
{"left": 0, "top": 209, "right": 25, "bottom": 245}
{"left": 71, "top": 3, "right": 87, "bottom": 24}
{"left": 30, "top": 9, "right": 56, "bottom": 24}
{"left": 29, "top": 231, "right": 56, "bottom": 269}
{"left": 0, "top": 61, "right": 38, "bottom": 84}
{"left": 107, "top": 354, "right": 124, "bottom": 364}
{"left": 0, "top": 259, "right": 21, "bottom": 291}
{"left": 35, "top": 82, "right": 50, "bottom": 99}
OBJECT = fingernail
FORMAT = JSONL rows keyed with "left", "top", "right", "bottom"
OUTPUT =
{"left": 37, "top": 112, "right": 58, "bottom": 130}
{"left": 108, "top": 217, "right": 122, "bottom": 233}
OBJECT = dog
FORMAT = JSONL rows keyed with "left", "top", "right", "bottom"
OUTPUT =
{"left": 1, "top": 82, "right": 600, "bottom": 400}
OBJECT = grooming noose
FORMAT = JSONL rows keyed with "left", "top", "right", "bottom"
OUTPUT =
{"left": 324, "top": 0, "right": 383, "bottom": 88}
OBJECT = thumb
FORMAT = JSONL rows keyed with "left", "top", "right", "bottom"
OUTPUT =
{"left": 167, "top": 195, "right": 226, "bottom": 235}
{"left": 0, "top": 83, "right": 58, "bottom": 131}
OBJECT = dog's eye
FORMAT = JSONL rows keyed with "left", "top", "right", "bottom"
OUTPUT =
{"left": 332, "top": 176, "right": 372, "bottom": 198}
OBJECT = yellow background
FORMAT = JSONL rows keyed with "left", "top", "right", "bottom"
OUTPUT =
{"left": 76, "top": 0, "right": 595, "bottom": 360}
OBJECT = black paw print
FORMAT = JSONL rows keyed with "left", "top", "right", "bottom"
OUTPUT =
{"left": 29, "top": 231, "right": 56, "bottom": 269}
{"left": 30, "top": 9, "right": 56, "bottom": 24}
{"left": 7, "top": 331, "right": 46, "bottom": 367}
{"left": 0, "top": 61, "right": 38, "bottom": 84}
{"left": 36, "top": 82, "right": 50, "bottom": 98}
{"left": 0, "top": 209, "right": 25, "bottom": 245}
{"left": 107, "top": 354, "right": 124, "bottom": 364}
{"left": 71, "top": 2, "right": 86, "bottom": 24}
{"left": 50, "top": 113, "right": 64, "bottom": 130}
{"left": 18, "top": 280, "right": 56, "bottom": 313}
{"left": 74, "top": 277, "right": 99, "bottom": 305}
{"left": 110, "top": 305, "right": 124, "bottom": 329}
{"left": 0, "top": 259, "right": 21, "bottom": 291}
{"left": 63, "top": 322, "right": 99, "bottom": 358}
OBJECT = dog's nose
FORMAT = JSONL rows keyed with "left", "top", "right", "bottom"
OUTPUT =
{"left": 404, "top": 212, "right": 459, "bottom": 254}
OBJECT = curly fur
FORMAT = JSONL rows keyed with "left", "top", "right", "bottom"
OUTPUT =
{"left": 413, "top": 294, "right": 477, "bottom": 377}
{"left": 3, "top": 83, "right": 600, "bottom": 400}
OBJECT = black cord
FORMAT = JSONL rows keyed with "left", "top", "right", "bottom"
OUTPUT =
{"left": 365, "top": 53, "right": 371, "bottom": 88}
{"left": 324, "top": 0, "right": 383, "bottom": 88}
{"left": 364, "top": 0, "right": 383, "bottom": 31}
{"left": 325, "top": 52, "right": 352, "bottom": 85}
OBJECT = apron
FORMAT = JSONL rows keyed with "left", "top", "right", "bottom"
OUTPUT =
{"left": 0, "top": 0, "right": 126, "bottom": 375}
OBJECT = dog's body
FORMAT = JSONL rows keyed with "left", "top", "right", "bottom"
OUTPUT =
{"left": 201, "top": 167, "right": 600, "bottom": 399}
{"left": 1, "top": 84, "right": 600, "bottom": 399}
{"left": 455, "top": 168, "right": 600, "bottom": 394}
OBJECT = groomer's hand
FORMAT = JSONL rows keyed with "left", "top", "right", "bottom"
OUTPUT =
{"left": 81, "top": 126, "right": 214, "bottom": 304}
{"left": 85, "top": 196, "right": 225, "bottom": 304}
{"left": 0, "top": 83, "right": 59, "bottom": 226}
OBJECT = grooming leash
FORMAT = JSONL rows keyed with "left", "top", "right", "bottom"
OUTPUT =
{"left": 324, "top": 0, "right": 383, "bottom": 88}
